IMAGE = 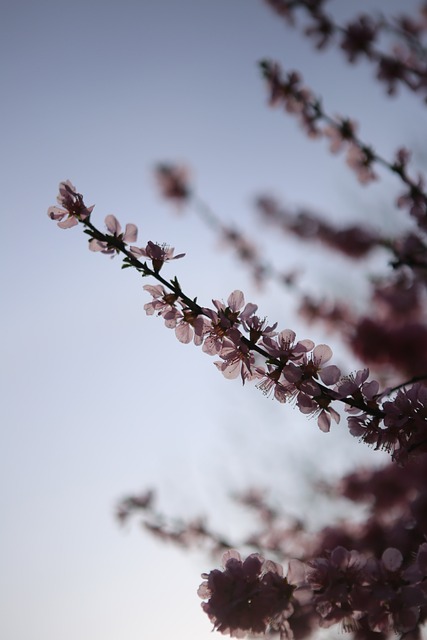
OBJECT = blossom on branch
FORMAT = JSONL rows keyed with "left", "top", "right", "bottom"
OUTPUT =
{"left": 345, "top": 144, "right": 378, "bottom": 184}
{"left": 130, "top": 241, "right": 185, "bottom": 272}
{"left": 215, "top": 338, "right": 255, "bottom": 383}
{"left": 48, "top": 180, "right": 94, "bottom": 228}
{"left": 89, "top": 214, "right": 138, "bottom": 255}
{"left": 174, "top": 308, "right": 211, "bottom": 345}
{"left": 198, "top": 550, "right": 299, "bottom": 638}
{"left": 202, "top": 290, "right": 257, "bottom": 355}
{"left": 143, "top": 284, "right": 180, "bottom": 326}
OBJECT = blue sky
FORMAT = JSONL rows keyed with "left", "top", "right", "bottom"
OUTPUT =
{"left": 1, "top": 1, "right": 424, "bottom": 639}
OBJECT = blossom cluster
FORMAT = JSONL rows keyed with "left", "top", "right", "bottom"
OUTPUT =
{"left": 263, "top": 0, "right": 427, "bottom": 99}
{"left": 198, "top": 550, "right": 300, "bottom": 638}
{"left": 260, "top": 59, "right": 427, "bottom": 233}
{"left": 47, "top": 4, "right": 427, "bottom": 638}
{"left": 153, "top": 164, "right": 297, "bottom": 289}
{"left": 198, "top": 545, "right": 427, "bottom": 639}
{"left": 117, "top": 455, "right": 427, "bottom": 637}
{"left": 48, "top": 181, "right": 427, "bottom": 464}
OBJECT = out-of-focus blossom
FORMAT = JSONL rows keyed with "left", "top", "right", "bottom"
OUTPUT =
{"left": 346, "top": 144, "right": 378, "bottom": 184}
{"left": 323, "top": 117, "right": 357, "bottom": 153}
{"left": 340, "top": 15, "right": 378, "bottom": 62}
{"left": 155, "top": 163, "right": 191, "bottom": 206}
{"left": 397, "top": 175, "right": 427, "bottom": 230}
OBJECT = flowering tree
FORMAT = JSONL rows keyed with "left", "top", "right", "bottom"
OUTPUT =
{"left": 48, "top": 1, "right": 427, "bottom": 638}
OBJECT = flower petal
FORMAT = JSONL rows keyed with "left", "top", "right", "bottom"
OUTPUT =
{"left": 123, "top": 223, "right": 138, "bottom": 243}
{"left": 105, "top": 214, "right": 121, "bottom": 235}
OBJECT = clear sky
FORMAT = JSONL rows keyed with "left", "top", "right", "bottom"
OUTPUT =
{"left": 1, "top": 1, "right": 424, "bottom": 639}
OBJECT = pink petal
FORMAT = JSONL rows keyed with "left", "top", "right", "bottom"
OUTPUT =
{"left": 175, "top": 323, "right": 193, "bottom": 344}
{"left": 57, "top": 216, "right": 78, "bottom": 229}
{"left": 105, "top": 214, "right": 121, "bottom": 235}
{"left": 197, "top": 582, "right": 211, "bottom": 599}
{"left": 129, "top": 246, "right": 147, "bottom": 258}
{"left": 47, "top": 206, "right": 66, "bottom": 220}
{"left": 382, "top": 548, "right": 403, "bottom": 572}
{"left": 222, "top": 549, "right": 241, "bottom": 566}
{"left": 227, "top": 290, "right": 244, "bottom": 311}
{"left": 220, "top": 360, "right": 241, "bottom": 379}
{"left": 123, "top": 223, "right": 138, "bottom": 243}
{"left": 294, "top": 338, "right": 315, "bottom": 353}
{"left": 319, "top": 365, "right": 341, "bottom": 385}
{"left": 313, "top": 343, "right": 333, "bottom": 365}
{"left": 88, "top": 239, "right": 105, "bottom": 252}
{"left": 143, "top": 284, "right": 165, "bottom": 297}
{"left": 287, "top": 559, "right": 306, "bottom": 586}
{"left": 240, "top": 302, "right": 258, "bottom": 320}
{"left": 278, "top": 329, "right": 296, "bottom": 345}
{"left": 317, "top": 410, "right": 331, "bottom": 433}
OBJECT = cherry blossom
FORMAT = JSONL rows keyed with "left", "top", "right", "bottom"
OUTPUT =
{"left": 143, "top": 284, "right": 180, "bottom": 326}
{"left": 47, "top": 6, "right": 427, "bottom": 636}
{"left": 89, "top": 214, "right": 138, "bottom": 255}
{"left": 130, "top": 241, "right": 185, "bottom": 272}
{"left": 174, "top": 309, "right": 211, "bottom": 345}
{"left": 155, "top": 163, "right": 191, "bottom": 205}
{"left": 48, "top": 180, "right": 94, "bottom": 228}
{"left": 198, "top": 550, "right": 296, "bottom": 638}
{"left": 202, "top": 290, "right": 257, "bottom": 355}
{"left": 215, "top": 338, "right": 255, "bottom": 384}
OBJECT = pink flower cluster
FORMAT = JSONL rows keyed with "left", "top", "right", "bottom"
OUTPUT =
{"left": 198, "top": 545, "right": 427, "bottom": 639}
{"left": 198, "top": 550, "right": 299, "bottom": 638}
{"left": 306, "top": 545, "right": 427, "bottom": 634}
{"left": 263, "top": 0, "right": 427, "bottom": 99}
{"left": 260, "top": 61, "right": 378, "bottom": 184}
{"left": 48, "top": 7, "right": 427, "bottom": 630}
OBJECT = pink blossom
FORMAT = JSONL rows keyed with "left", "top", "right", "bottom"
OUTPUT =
{"left": 48, "top": 180, "right": 94, "bottom": 228}
{"left": 174, "top": 309, "right": 211, "bottom": 346}
{"left": 307, "top": 547, "right": 366, "bottom": 629}
{"left": 241, "top": 315, "right": 277, "bottom": 343}
{"left": 143, "top": 284, "right": 180, "bottom": 326}
{"left": 198, "top": 550, "right": 296, "bottom": 638}
{"left": 340, "top": 15, "right": 378, "bottom": 62}
{"left": 130, "top": 241, "right": 185, "bottom": 272}
{"left": 346, "top": 144, "right": 378, "bottom": 184}
{"left": 255, "top": 364, "right": 297, "bottom": 403}
{"left": 299, "top": 344, "right": 341, "bottom": 386}
{"left": 262, "top": 329, "right": 314, "bottom": 363}
{"left": 323, "top": 118, "right": 358, "bottom": 154}
{"left": 214, "top": 338, "right": 255, "bottom": 383}
{"left": 89, "top": 215, "right": 138, "bottom": 255}
{"left": 396, "top": 175, "right": 427, "bottom": 229}
{"left": 155, "top": 163, "right": 191, "bottom": 205}
{"left": 202, "top": 290, "right": 257, "bottom": 355}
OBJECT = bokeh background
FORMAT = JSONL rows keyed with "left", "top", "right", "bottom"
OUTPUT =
{"left": 1, "top": 1, "right": 424, "bottom": 638}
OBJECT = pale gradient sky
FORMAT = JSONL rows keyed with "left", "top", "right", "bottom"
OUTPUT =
{"left": 1, "top": 1, "right": 424, "bottom": 639}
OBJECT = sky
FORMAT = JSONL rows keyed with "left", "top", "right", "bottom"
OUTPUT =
{"left": 1, "top": 1, "right": 425, "bottom": 639}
